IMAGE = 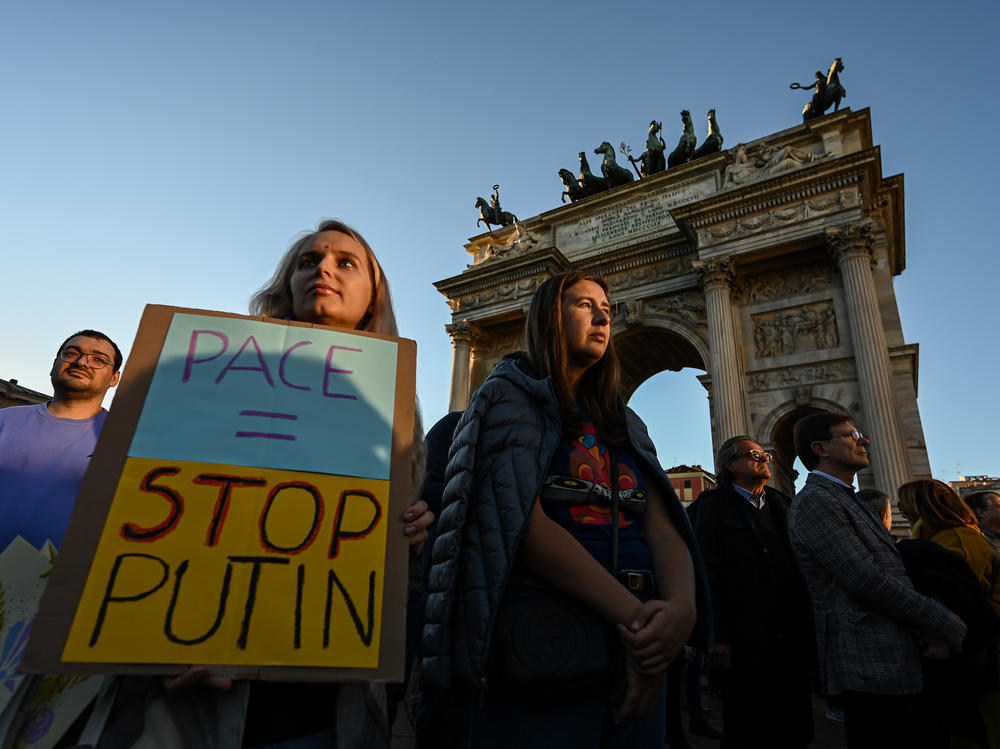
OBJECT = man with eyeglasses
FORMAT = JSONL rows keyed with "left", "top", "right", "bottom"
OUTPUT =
{"left": 687, "top": 436, "right": 814, "bottom": 748}
{"left": 787, "top": 411, "right": 966, "bottom": 749}
{"left": 0, "top": 330, "right": 121, "bottom": 551}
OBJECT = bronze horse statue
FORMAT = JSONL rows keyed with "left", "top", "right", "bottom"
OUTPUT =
{"left": 692, "top": 109, "right": 723, "bottom": 160}
{"left": 668, "top": 109, "right": 696, "bottom": 168}
{"left": 559, "top": 168, "right": 591, "bottom": 203}
{"left": 791, "top": 58, "right": 846, "bottom": 122}
{"left": 578, "top": 151, "right": 608, "bottom": 194}
{"left": 475, "top": 184, "right": 517, "bottom": 231}
{"left": 594, "top": 141, "right": 634, "bottom": 189}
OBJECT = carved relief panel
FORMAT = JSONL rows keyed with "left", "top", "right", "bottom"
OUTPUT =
{"left": 751, "top": 300, "right": 840, "bottom": 359}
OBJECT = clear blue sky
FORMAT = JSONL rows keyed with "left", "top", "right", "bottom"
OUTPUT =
{"left": 2, "top": 0, "right": 996, "bottom": 484}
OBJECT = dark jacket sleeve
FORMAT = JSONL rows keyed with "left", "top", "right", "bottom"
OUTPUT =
{"left": 689, "top": 490, "right": 731, "bottom": 646}
{"left": 420, "top": 411, "right": 463, "bottom": 518}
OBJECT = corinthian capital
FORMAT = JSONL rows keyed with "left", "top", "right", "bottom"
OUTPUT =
{"left": 825, "top": 219, "right": 875, "bottom": 266}
{"left": 445, "top": 320, "right": 480, "bottom": 348}
{"left": 693, "top": 257, "right": 737, "bottom": 291}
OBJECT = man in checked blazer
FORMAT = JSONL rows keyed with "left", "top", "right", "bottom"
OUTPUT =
{"left": 787, "top": 411, "right": 966, "bottom": 749}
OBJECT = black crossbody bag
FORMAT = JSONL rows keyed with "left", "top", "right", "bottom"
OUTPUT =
{"left": 486, "top": 451, "right": 627, "bottom": 703}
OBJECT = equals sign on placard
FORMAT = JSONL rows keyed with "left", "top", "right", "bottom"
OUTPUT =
{"left": 235, "top": 410, "right": 298, "bottom": 441}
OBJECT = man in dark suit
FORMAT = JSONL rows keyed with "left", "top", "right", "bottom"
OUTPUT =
{"left": 689, "top": 436, "right": 814, "bottom": 748}
{"left": 787, "top": 411, "right": 967, "bottom": 749}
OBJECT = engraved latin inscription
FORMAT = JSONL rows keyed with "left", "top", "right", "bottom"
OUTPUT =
{"left": 556, "top": 176, "right": 716, "bottom": 254}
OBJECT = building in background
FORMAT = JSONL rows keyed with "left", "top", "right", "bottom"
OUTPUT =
{"left": 667, "top": 464, "right": 716, "bottom": 505}
{"left": 950, "top": 475, "right": 1000, "bottom": 498}
{"left": 0, "top": 378, "right": 48, "bottom": 409}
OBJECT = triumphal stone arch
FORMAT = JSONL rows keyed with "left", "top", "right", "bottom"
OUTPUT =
{"left": 434, "top": 108, "right": 929, "bottom": 498}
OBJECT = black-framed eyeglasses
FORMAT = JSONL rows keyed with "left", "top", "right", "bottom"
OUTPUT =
{"left": 57, "top": 347, "right": 113, "bottom": 370}
{"left": 829, "top": 429, "right": 866, "bottom": 443}
{"left": 733, "top": 449, "right": 773, "bottom": 463}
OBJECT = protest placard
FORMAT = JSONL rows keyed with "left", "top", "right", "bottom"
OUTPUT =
{"left": 21, "top": 307, "right": 415, "bottom": 681}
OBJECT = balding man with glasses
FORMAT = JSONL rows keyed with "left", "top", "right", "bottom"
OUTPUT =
{"left": 788, "top": 411, "right": 966, "bottom": 749}
{"left": 687, "top": 435, "right": 815, "bottom": 748}
{"left": 0, "top": 330, "right": 121, "bottom": 550}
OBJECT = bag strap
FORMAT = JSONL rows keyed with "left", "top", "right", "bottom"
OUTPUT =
{"left": 539, "top": 476, "right": 647, "bottom": 513}
{"left": 609, "top": 446, "right": 619, "bottom": 576}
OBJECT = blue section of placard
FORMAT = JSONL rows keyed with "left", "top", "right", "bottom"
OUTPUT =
{"left": 128, "top": 313, "right": 397, "bottom": 480}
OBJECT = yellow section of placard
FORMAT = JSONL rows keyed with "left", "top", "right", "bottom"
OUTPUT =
{"left": 63, "top": 457, "right": 389, "bottom": 668}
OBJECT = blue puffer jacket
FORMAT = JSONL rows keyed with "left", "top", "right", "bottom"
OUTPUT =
{"left": 420, "top": 354, "right": 709, "bottom": 689}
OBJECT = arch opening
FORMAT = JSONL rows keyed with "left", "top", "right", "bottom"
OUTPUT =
{"left": 617, "top": 324, "right": 712, "bottom": 486}
{"left": 614, "top": 326, "right": 705, "bottom": 401}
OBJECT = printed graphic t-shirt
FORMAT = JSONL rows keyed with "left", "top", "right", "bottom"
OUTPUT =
{"left": 541, "top": 422, "right": 653, "bottom": 571}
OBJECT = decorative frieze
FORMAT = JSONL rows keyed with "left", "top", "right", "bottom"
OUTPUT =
{"left": 451, "top": 276, "right": 542, "bottom": 313}
{"left": 744, "top": 265, "right": 838, "bottom": 304}
{"left": 747, "top": 359, "right": 856, "bottom": 392}
{"left": 605, "top": 256, "right": 692, "bottom": 291}
{"left": 646, "top": 292, "right": 708, "bottom": 328}
{"left": 751, "top": 300, "right": 840, "bottom": 359}
{"left": 697, "top": 188, "right": 859, "bottom": 246}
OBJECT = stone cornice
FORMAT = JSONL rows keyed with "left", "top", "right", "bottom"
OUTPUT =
{"left": 434, "top": 245, "right": 570, "bottom": 301}
{"left": 576, "top": 240, "right": 695, "bottom": 282}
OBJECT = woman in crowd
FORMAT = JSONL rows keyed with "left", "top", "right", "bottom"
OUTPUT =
{"left": 95, "top": 220, "right": 433, "bottom": 749}
{"left": 898, "top": 479, "right": 1000, "bottom": 749}
{"left": 421, "top": 271, "right": 706, "bottom": 748}
{"left": 897, "top": 480, "right": 1000, "bottom": 615}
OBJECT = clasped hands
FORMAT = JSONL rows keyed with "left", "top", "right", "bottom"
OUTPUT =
{"left": 612, "top": 598, "right": 696, "bottom": 722}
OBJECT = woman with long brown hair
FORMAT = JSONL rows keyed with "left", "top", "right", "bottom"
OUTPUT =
{"left": 422, "top": 270, "right": 705, "bottom": 748}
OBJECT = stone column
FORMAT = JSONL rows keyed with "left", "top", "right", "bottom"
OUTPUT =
{"left": 694, "top": 257, "right": 748, "bottom": 443}
{"left": 826, "top": 220, "right": 910, "bottom": 494}
{"left": 445, "top": 321, "right": 476, "bottom": 412}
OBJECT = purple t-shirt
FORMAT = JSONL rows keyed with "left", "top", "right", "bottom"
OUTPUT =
{"left": 0, "top": 403, "right": 107, "bottom": 550}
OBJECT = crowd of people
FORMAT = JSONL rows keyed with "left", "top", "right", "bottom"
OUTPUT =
{"left": 1, "top": 219, "right": 998, "bottom": 749}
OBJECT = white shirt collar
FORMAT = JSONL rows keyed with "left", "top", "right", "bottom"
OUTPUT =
{"left": 811, "top": 470, "right": 855, "bottom": 491}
